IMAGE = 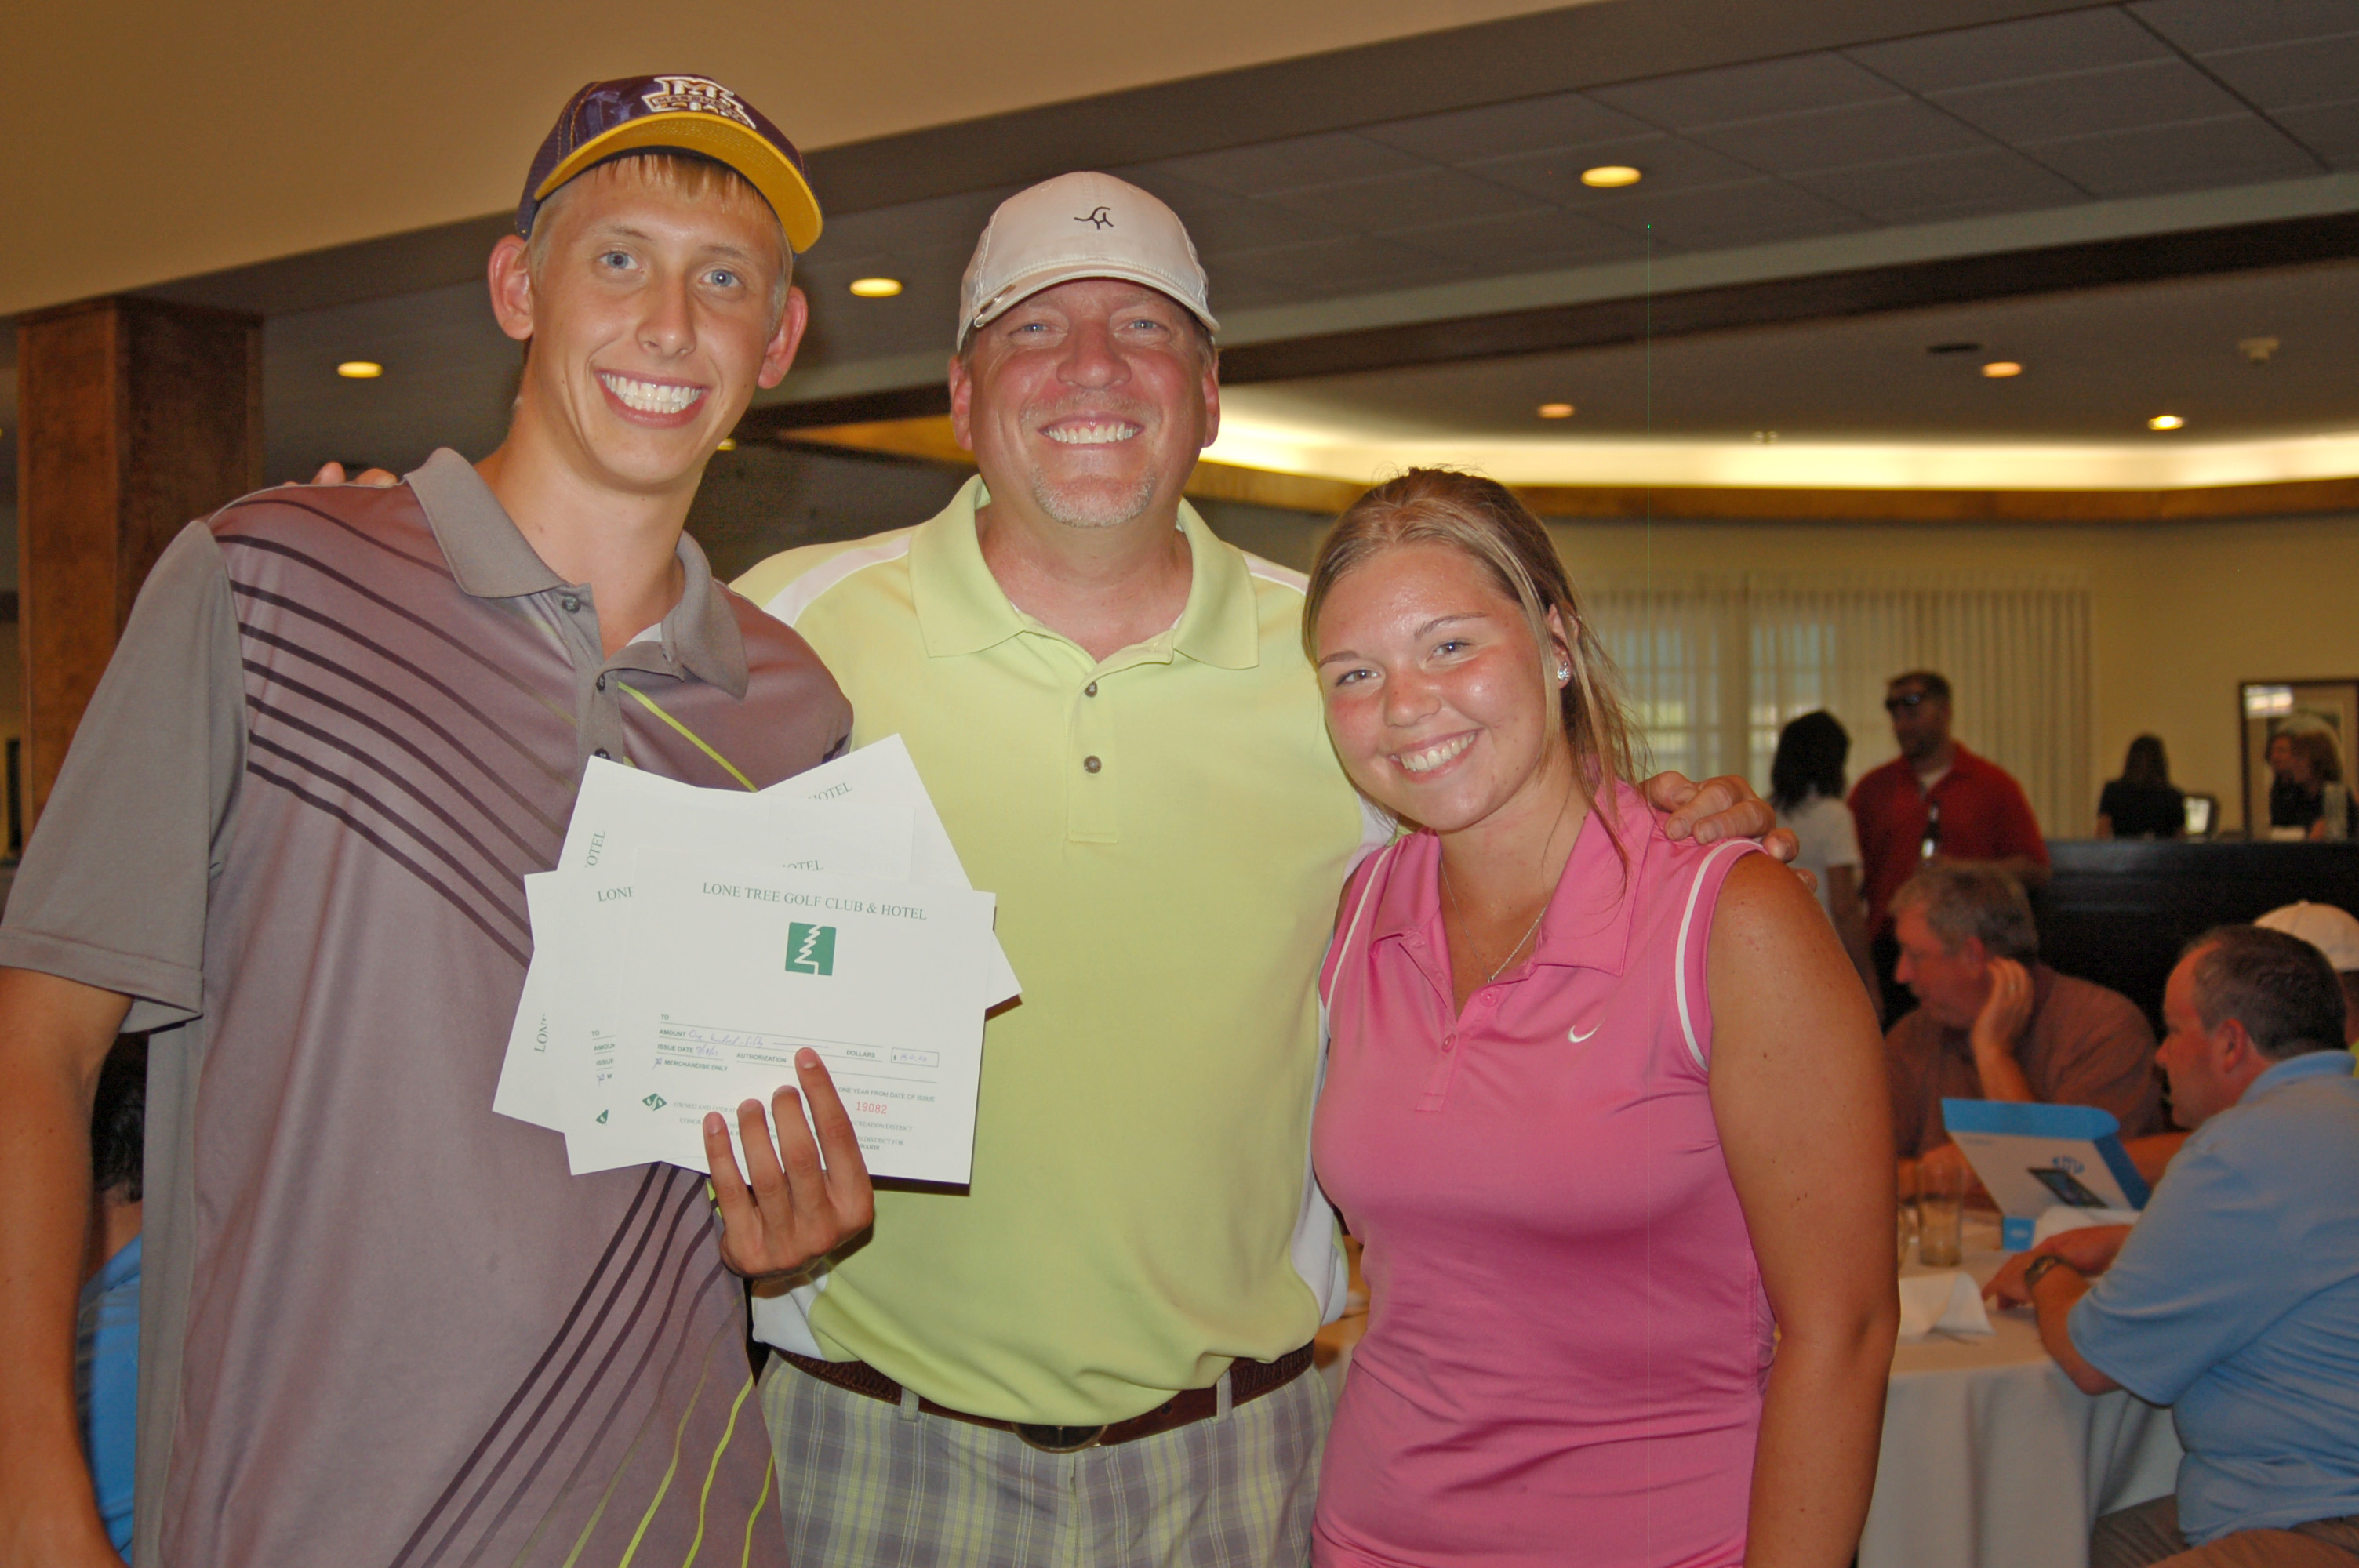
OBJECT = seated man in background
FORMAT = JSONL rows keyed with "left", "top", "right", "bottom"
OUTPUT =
{"left": 78, "top": 1037, "right": 145, "bottom": 1562}
{"left": 1887, "top": 865, "right": 2160, "bottom": 1188}
{"left": 1987, "top": 926, "right": 2359, "bottom": 1567}
{"left": 2126, "top": 898, "right": 2359, "bottom": 1184}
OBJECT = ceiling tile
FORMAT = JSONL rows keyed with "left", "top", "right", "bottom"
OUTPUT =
{"left": 1387, "top": 206, "right": 1637, "bottom": 263}
{"left": 1258, "top": 167, "right": 1544, "bottom": 232}
{"left": 2129, "top": 0, "right": 2359, "bottom": 55}
{"left": 1214, "top": 234, "right": 1458, "bottom": 294}
{"left": 1140, "top": 132, "right": 1426, "bottom": 198}
{"left": 2024, "top": 114, "right": 2323, "bottom": 194}
{"left": 1847, "top": 9, "right": 2172, "bottom": 94}
{"left": 2190, "top": 34, "right": 2359, "bottom": 110}
{"left": 1589, "top": 52, "right": 1900, "bottom": 130}
{"left": 1469, "top": 136, "right": 1760, "bottom": 204}
{"left": 1794, "top": 145, "right": 2088, "bottom": 218}
{"left": 1685, "top": 98, "right": 1992, "bottom": 174}
{"left": 2258, "top": 98, "right": 2359, "bottom": 162}
{"left": 1576, "top": 178, "right": 1868, "bottom": 246}
{"left": 1932, "top": 58, "right": 2250, "bottom": 143}
{"left": 1116, "top": 174, "right": 1356, "bottom": 255}
{"left": 1358, "top": 92, "right": 1652, "bottom": 163}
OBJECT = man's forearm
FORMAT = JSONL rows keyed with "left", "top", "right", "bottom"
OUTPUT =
{"left": 2030, "top": 1268, "right": 2119, "bottom": 1396}
{"left": 0, "top": 974, "right": 133, "bottom": 1564}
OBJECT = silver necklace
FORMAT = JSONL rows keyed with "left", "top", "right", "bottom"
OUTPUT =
{"left": 1439, "top": 775, "right": 1579, "bottom": 984}
{"left": 1441, "top": 862, "right": 1550, "bottom": 982}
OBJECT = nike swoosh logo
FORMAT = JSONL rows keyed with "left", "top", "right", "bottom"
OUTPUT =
{"left": 1568, "top": 1024, "right": 1598, "bottom": 1043}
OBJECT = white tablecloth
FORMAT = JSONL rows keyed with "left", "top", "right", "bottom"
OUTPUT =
{"left": 1859, "top": 1219, "right": 2183, "bottom": 1568}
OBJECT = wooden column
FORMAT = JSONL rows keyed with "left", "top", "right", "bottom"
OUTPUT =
{"left": 16, "top": 297, "right": 261, "bottom": 829}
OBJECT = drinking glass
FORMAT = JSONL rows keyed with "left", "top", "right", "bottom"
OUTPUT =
{"left": 1918, "top": 1157, "right": 1966, "bottom": 1268}
{"left": 1896, "top": 1164, "right": 1920, "bottom": 1266}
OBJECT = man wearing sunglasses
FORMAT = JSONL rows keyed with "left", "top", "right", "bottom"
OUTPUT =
{"left": 1850, "top": 670, "right": 2050, "bottom": 1021}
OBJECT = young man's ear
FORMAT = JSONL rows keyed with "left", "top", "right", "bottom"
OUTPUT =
{"left": 487, "top": 234, "right": 536, "bottom": 344}
{"left": 756, "top": 285, "right": 810, "bottom": 390}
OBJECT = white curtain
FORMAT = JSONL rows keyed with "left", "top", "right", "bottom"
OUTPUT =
{"left": 1572, "top": 564, "right": 2093, "bottom": 838}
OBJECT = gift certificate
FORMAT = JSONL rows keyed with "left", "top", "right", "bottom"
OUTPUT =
{"left": 606, "top": 856, "right": 997, "bottom": 1185}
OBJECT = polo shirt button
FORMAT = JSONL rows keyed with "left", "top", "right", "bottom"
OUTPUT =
{"left": 593, "top": 748, "right": 610, "bottom": 760}
{"left": 595, "top": 673, "right": 608, "bottom": 691}
{"left": 1083, "top": 755, "right": 1102, "bottom": 774}
{"left": 1441, "top": 1034, "right": 1456, "bottom": 1053}
{"left": 1084, "top": 681, "right": 1098, "bottom": 697}
{"left": 562, "top": 595, "right": 581, "bottom": 613}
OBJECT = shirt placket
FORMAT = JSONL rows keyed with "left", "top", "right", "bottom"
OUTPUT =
{"left": 1417, "top": 976, "right": 1508, "bottom": 1113}
{"left": 547, "top": 583, "right": 667, "bottom": 771}
{"left": 1063, "top": 644, "right": 1165, "bottom": 845}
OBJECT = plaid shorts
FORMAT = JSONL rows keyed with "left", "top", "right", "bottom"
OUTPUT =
{"left": 761, "top": 1357, "right": 1329, "bottom": 1568}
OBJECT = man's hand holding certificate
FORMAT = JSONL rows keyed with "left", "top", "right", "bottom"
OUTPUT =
{"left": 497, "top": 737, "right": 1017, "bottom": 1190}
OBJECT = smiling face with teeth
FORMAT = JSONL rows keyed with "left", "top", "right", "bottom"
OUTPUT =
{"left": 1315, "top": 541, "right": 1580, "bottom": 842}
{"left": 950, "top": 277, "right": 1217, "bottom": 534}
{"left": 489, "top": 158, "right": 807, "bottom": 502}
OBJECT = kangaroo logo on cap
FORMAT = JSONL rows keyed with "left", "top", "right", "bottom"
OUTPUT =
{"left": 642, "top": 75, "right": 757, "bottom": 130}
{"left": 1075, "top": 205, "right": 1114, "bottom": 229}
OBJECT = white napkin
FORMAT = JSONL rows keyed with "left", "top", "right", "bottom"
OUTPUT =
{"left": 1898, "top": 1272, "right": 1994, "bottom": 1340}
{"left": 2031, "top": 1206, "right": 2140, "bottom": 1247}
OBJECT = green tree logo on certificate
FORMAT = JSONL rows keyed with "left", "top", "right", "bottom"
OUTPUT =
{"left": 785, "top": 923, "right": 838, "bottom": 975}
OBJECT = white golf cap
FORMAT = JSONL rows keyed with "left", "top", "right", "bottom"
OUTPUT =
{"left": 957, "top": 172, "right": 1218, "bottom": 350}
{"left": 2255, "top": 901, "right": 2359, "bottom": 972}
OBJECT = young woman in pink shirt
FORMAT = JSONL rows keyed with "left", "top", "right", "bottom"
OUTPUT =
{"left": 1306, "top": 471, "right": 1897, "bottom": 1568}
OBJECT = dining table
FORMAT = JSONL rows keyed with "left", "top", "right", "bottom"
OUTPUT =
{"left": 1859, "top": 1213, "right": 2183, "bottom": 1568}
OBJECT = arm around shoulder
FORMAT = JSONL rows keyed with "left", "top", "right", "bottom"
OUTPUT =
{"left": 1707, "top": 854, "right": 1899, "bottom": 1567}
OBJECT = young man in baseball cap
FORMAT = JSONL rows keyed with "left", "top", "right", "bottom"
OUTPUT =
{"left": 0, "top": 75, "right": 868, "bottom": 1568}
{"left": 732, "top": 170, "right": 1788, "bottom": 1566}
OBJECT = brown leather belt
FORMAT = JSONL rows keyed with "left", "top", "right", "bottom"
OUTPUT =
{"left": 777, "top": 1343, "right": 1316, "bottom": 1454}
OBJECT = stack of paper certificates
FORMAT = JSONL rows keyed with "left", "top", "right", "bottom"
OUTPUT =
{"left": 494, "top": 736, "right": 1018, "bottom": 1185}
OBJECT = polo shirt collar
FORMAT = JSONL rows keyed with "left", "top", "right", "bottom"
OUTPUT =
{"left": 1525, "top": 779, "right": 1645, "bottom": 978}
{"left": 1369, "top": 778, "right": 1643, "bottom": 981}
{"left": 2245, "top": 1049, "right": 2359, "bottom": 1102}
{"left": 405, "top": 448, "right": 747, "bottom": 697}
{"left": 907, "top": 475, "right": 1261, "bottom": 670}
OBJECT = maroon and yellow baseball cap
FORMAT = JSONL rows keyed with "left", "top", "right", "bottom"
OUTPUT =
{"left": 518, "top": 74, "right": 822, "bottom": 252}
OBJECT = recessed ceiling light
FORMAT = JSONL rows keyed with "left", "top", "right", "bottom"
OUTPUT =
{"left": 2148, "top": 414, "right": 2185, "bottom": 431}
{"left": 1981, "top": 361, "right": 2023, "bottom": 378}
{"left": 1536, "top": 402, "right": 1576, "bottom": 419}
{"left": 1926, "top": 341, "right": 1982, "bottom": 355}
{"left": 336, "top": 361, "right": 383, "bottom": 379}
{"left": 714, "top": 438, "right": 736, "bottom": 452}
{"left": 1580, "top": 165, "right": 1641, "bottom": 188}
{"left": 849, "top": 278, "right": 903, "bottom": 298}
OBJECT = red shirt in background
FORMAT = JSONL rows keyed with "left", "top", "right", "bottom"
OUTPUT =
{"left": 1849, "top": 741, "right": 2049, "bottom": 935}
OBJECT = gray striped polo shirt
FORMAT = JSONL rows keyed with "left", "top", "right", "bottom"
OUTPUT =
{"left": 0, "top": 450, "right": 852, "bottom": 1566}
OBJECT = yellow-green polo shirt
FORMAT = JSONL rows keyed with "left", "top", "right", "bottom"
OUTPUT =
{"left": 733, "top": 477, "right": 1372, "bottom": 1424}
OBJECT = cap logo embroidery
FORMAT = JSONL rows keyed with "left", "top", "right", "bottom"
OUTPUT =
{"left": 642, "top": 75, "right": 757, "bottom": 129}
{"left": 1075, "top": 205, "right": 1114, "bottom": 229}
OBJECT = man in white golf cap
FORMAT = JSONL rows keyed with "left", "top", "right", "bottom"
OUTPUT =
{"left": 732, "top": 171, "right": 1786, "bottom": 1564}
{"left": 2255, "top": 902, "right": 2359, "bottom": 1046}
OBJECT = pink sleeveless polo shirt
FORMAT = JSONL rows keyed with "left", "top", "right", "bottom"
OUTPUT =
{"left": 1312, "top": 780, "right": 1769, "bottom": 1568}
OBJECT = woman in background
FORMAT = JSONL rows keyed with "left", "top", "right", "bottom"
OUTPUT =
{"left": 1768, "top": 710, "right": 1880, "bottom": 1016}
{"left": 1305, "top": 470, "right": 1895, "bottom": 1568}
{"left": 2096, "top": 734, "right": 2184, "bottom": 840}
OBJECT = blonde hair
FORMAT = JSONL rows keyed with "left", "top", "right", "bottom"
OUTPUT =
{"left": 1303, "top": 467, "right": 1638, "bottom": 801}
{"left": 525, "top": 152, "right": 792, "bottom": 322}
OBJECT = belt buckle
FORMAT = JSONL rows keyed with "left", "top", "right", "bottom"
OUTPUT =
{"left": 1013, "top": 1422, "right": 1107, "bottom": 1454}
